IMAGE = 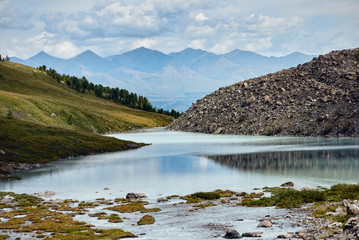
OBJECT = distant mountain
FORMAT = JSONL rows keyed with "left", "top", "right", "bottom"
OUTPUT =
{"left": 26, "top": 51, "right": 65, "bottom": 67}
{"left": 12, "top": 47, "right": 316, "bottom": 111}
{"left": 168, "top": 48, "right": 359, "bottom": 137}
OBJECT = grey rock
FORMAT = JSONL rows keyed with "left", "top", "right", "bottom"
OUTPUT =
{"left": 344, "top": 217, "right": 359, "bottom": 232}
{"left": 280, "top": 181, "right": 294, "bottom": 187}
{"left": 50, "top": 113, "right": 57, "bottom": 118}
{"left": 157, "top": 197, "right": 168, "bottom": 203}
{"left": 223, "top": 230, "right": 242, "bottom": 239}
{"left": 104, "top": 187, "right": 110, "bottom": 190}
{"left": 126, "top": 192, "right": 147, "bottom": 199}
{"left": 328, "top": 222, "right": 343, "bottom": 228}
{"left": 257, "top": 220, "right": 272, "bottom": 228}
{"left": 0, "top": 150, "right": 5, "bottom": 155}
{"left": 0, "top": 195, "right": 15, "bottom": 204}
{"left": 242, "top": 232, "right": 262, "bottom": 237}
{"left": 343, "top": 199, "right": 359, "bottom": 215}
{"left": 38, "top": 190, "right": 55, "bottom": 197}
{"left": 277, "top": 233, "right": 291, "bottom": 238}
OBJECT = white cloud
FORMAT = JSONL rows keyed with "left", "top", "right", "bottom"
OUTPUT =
{"left": 195, "top": 13, "right": 209, "bottom": 22}
{"left": 185, "top": 25, "right": 216, "bottom": 37}
{"left": 189, "top": 39, "right": 206, "bottom": 49}
{"left": 1, "top": 0, "right": 359, "bottom": 58}
{"left": 25, "top": 32, "right": 81, "bottom": 58}
{"left": 131, "top": 38, "right": 158, "bottom": 49}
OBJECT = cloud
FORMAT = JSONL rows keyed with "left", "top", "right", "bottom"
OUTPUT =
{"left": 195, "top": 13, "right": 209, "bottom": 22}
{"left": 25, "top": 32, "right": 81, "bottom": 58}
{"left": 0, "top": 0, "right": 34, "bottom": 30}
{"left": 2, "top": 0, "right": 359, "bottom": 58}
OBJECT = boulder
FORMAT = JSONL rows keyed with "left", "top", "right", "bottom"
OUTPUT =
{"left": 38, "top": 190, "right": 55, "bottom": 197}
{"left": 0, "top": 195, "right": 15, "bottom": 204}
{"left": 50, "top": 113, "right": 57, "bottom": 118}
{"left": 328, "top": 222, "right": 342, "bottom": 228}
{"left": 280, "top": 181, "right": 294, "bottom": 187}
{"left": 257, "top": 220, "right": 272, "bottom": 228}
{"left": 277, "top": 233, "right": 291, "bottom": 238}
{"left": 157, "top": 197, "right": 168, "bottom": 203}
{"left": 223, "top": 230, "right": 241, "bottom": 239}
{"left": 126, "top": 192, "right": 147, "bottom": 199}
{"left": 344, "top": 217, "right": 359, "bottom": 232}
{"left": 343, "top": 199, "right": 359, "bottom": 215}
{"left": 104, "top": 187, "right": 110, "bottom": 191}
{"left": 0, "top": 150, "right": 5, "bottom": 155}
{"left": 242, "top": 232, "right": 262, "bottom": 237}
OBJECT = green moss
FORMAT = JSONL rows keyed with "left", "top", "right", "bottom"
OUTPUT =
{"left": 107, "top": 201, "right": 160, "bottom": 213}
{"left": 241, "top": 188, "right": 326, "bottom": 208}
{"left": 326, "top": 184, "right": 359, "bottom": 201}
{"left": 0, "top": 235, "right": 9, "bottom": 240}
{"left": 190, "top": 192, "right": 221, "bottom": 200}
{"left": 193, "top": 203, "right": 217, "bottom": 209}
{"left": 108, "top": 214, "right": 123, "bottom": 223}
{"left": 213, "top": 189, "right": 235, "bottom": 198}
{"left": 137, "top": 215, "right": 155, "bottom": 225}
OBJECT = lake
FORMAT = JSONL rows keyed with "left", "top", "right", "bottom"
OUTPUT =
{"left": 1, "top": 128, "right": 359, "bottom": 200}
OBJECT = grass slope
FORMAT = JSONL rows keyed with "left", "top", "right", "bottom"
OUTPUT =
{"left": 0, "top": 61, "right": 171, "bottom": 133}
{"left": 0, "top": 61, "right": 171, "bottom": 174}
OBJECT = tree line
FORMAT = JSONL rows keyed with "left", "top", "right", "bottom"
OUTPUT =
{"left": 0, "top": 54, "right": 10, "bottom": 61}
{"left": 37, "top": 65, "right": 181, "bottom": 118}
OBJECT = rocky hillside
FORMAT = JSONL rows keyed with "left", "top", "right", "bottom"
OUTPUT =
{"left": 169, "top": 48, "right": 359, "bottom": 137}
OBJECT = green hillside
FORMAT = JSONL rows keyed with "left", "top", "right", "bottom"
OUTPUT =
{"left": 0, "top": 61, "right": 172, "bottom": 174}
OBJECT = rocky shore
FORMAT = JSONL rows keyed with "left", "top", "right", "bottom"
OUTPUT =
{"left": 1, "top": 184, "right": 359, "bottom": 239}
{"left": 169, "top": 48, "right": 359, "bottom": 137}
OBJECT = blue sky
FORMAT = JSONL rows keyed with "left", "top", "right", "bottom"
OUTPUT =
{"left": 1, "top": 0, "right": 358, "bottom": 58}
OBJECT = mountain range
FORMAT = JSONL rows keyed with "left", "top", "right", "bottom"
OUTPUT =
{"left": 12, "top": 47, "right": 315, "bottom": 111}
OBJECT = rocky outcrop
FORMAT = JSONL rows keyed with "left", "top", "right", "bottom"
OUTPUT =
{"left": 169, "top": 48, "right": 359, "bottom": 137}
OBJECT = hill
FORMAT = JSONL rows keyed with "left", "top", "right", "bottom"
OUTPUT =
{"left": 0, "top": 61, "right": 172, "bottom": 175}
{"left": 12, "top": 48, "right": 315, "bottom": 111}
{"left": 168, "top": 48, "right": 359, "bottom": 137}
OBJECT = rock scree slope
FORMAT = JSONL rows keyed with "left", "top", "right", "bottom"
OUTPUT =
{"left": 168, "top": 48, "right": 359, "bottom": 137}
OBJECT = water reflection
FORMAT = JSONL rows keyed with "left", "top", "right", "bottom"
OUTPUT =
{"left": 208, "top": 149, "right": 359, "bottom": 180}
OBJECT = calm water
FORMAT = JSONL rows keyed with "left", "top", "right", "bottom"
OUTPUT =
{"left": 1, "top": 128, "right": 359, "bottom": 200}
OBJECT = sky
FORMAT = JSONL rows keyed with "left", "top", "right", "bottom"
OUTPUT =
{"left": 1, "top": 0, "right": 358, "bottom": 59}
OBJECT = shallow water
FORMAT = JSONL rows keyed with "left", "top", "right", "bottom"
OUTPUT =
{"left": 1, "top": 128, "right": 359, "bottom": 200}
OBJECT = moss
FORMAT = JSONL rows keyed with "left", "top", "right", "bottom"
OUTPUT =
{"left": 137, "top": 215, "right": 155, "bottom": 225}
{"left": 313, "top": 205, "right": 339, "bottom": 218}
{"left": 193, "top": 203, "right": 217, "bottom": 209}
{"left": 108, "top": 214, "right": 123, "bottom": 223}
{"left": 241, "top": 188, "right": 326, "bottom": 208}
{"left": 88, "top": 212, "right": 107, "bottom": 218}
{"left": 190, "top": 192, "right": 221, "bottom": 200}
{"left": 326, "top": 184, "right": 359, "bottom": 201}
{"left": 213, "top": 189, "right": 235, "bottom": 198}
{"left": 0, "top": 235, "right": 9, "bottom": 240}
{"left": 47, "top": 228, "right": 136, "bottom": 239}
{"left": 107, "top": 201, "right": 160, "bottom": 213}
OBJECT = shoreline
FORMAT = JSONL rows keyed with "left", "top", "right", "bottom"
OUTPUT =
{"left": 1, "top": 185, "right": 358, "bottom": 239}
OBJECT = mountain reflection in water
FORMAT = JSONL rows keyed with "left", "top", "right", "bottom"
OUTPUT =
{"left": 208, "top": 149, "right": 359, "bottom": 180}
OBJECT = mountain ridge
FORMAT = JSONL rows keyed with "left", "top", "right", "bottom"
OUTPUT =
{"left": 12, "top": 47, "right": 316, "bottom": 111}
{"left": 168, "top": 48, "right": 359, "bottom": 137}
